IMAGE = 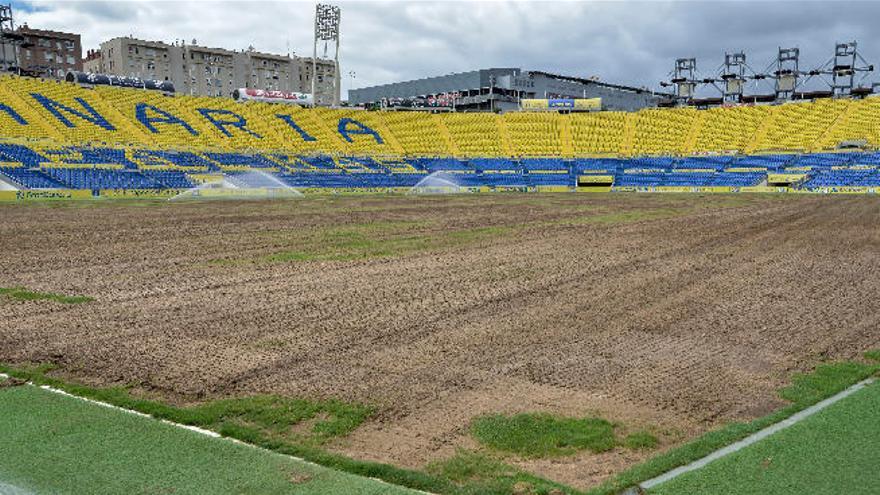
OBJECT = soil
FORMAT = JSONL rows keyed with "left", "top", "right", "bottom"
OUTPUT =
{"left": 1, "top": 193, "right": 878, "bottom": 490}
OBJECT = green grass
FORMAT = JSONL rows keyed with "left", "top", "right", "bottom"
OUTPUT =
{"left": 470, "top": 413, "right": 660, "bottom": 459}
{"left": 426, "top": 450, "right": 578, "bottom": 495}
{"left": 650, "top": 381, "right": 880, "bottom": 495}
{"left": 2, "top": 355, "right": 875, "bottom": 495}
{"left": 471, "top": 413, "right": 617, "bottom": 458}
{"left": 1, "top": 370, "right": 369, "bottom": 448}
{"left": 186, "top": 395, "right": 373, "bottom": 446}
{"left": 623, "top": 431, "right": 660, "bottom": 450}
{"left": 864, "top": 350, "right": 880, "bottom": 363}
{"left": 428, "top": 449, "right": 516, "bottom": 483}
{"left": 0, "top": 287, "right": 93, "bottom": 304}
{"left": 0, "top": 364, "right": 571, "bottom": 495}
{"left": 585, "top": 359, "right": 880, "bottom": 495}
{"left": 0, "top": 382, "right": 417, "bottom": 495}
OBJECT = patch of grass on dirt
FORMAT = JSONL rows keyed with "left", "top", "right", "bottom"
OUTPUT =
{"left": 428, "top": 449, "right": 516, "bottom": 483}
{"left": 263, "top": 225, "right": 511, "bottom": 263}
{"left": 864, "top": 350, "right": 880, "bottom": 363}
{"left": 623, "top": 431, "right": 660, "bottom": 450}
{"left": 190, "top": 395, "right": 373, "bottom": 446}
{"left": 472, "top": 413, "right": 617, "bottom": 458}
{"left": 586, "top": 358, "right": 880, "bottom": 495}
{"left": 427, "top": 449, "right": 578, "bottom": 495}
{"left": 0, "top": 287, "right": 93, "bottom": 304}
{"left": 650, "top": 381, "right": 880, "bottom": 495}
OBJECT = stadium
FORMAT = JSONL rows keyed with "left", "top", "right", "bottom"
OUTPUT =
{"left": 1, "top": 2, "right": 879, "bottom": 495}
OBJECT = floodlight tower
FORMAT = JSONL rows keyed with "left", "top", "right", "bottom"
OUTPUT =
{"left": 671, "top": 58, "right": 698, "bottom": 103}
{"left": 774, "top": 47, "right": 800, "bottom": 100}
{"left": 312, "top": 3, "right": 341, "bottom": 107}
{"left": 830, "top": 41, "right": 873, "bottom": 97}
{"left": 721, "top": 52, "right": 747, "bottom": 103}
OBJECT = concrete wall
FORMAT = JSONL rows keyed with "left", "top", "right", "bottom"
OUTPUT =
{"left": 349, "top": 68, "right": 521, "bottom": 104}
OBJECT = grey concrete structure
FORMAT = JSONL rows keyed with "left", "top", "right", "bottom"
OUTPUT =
{"left": 298, "top": 56, "right": 339, "bottom": 106}
{"left": 349, "top": 68, "right": 663, "bottom": 111}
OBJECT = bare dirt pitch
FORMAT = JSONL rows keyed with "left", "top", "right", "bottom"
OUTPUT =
{"left": 1, "top": 193, "right": 879, "bottom": 490}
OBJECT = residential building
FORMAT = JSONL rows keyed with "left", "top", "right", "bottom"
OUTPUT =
{"left": 83, "top": 36, "right": 338, "bottom": 103}
{"left": 16, "top": 24, "right": 81, "bottom": 78}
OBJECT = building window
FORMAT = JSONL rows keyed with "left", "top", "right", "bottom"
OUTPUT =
{"left": 66, "top": 55, "right": 74, "bottom": 64}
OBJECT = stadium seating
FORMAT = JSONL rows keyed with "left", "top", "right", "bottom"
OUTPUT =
{"left": 0, "top": 75, "right": 879, "bottom": 193}
{"left": 752, "top": 99, "right": 850, "bottom": 153}
{"left": 569, "top": 112, "right": 628, "bottom": 156}
{"left": 503, "top": 112, "right": 562, "bottom": 157}
{"left": 440, "top": 113, "right": 507, "bottom": 157}
{"left": 693, "top": 105, "right": 773, "bottom": 154}
{"left": 631, "top": 107, "right": 698, "bottom": 156}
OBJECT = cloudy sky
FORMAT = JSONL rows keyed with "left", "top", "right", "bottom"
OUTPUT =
{"left": 11, "top": 0, "right": 880, "bottom": 98}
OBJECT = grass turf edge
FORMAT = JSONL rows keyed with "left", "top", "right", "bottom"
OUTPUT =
{"left": 0, "top": 364, "right": 583, "bottom": 495}
{"left": 2, "top": 357, "right": 875, "bottom": 495}
{"left": 584, "top": 359, "right": 880, "bottom": 495}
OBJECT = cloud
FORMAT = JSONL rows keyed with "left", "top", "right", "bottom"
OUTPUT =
{"left": 13, "top": 0, "right": 880, "bottom": 99}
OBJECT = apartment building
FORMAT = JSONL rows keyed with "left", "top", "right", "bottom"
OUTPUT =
{"left": 83, "top": 36, "right": 338, "bottom": 104}
{"left": 17, "top": 24, "right": 82, "bottom": 78}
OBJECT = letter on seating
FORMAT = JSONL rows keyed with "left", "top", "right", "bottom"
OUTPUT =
{"left": 338, "top": 117, "right": 384, "bottom": 144}
{"left": 136, "top": 103, "right": 198, "bottom": 135}
{"left": 0, "top": 103, "right": 27, "bottom": 125}
{"left": 30, "top": 93, "right": 116, "bottom": 130}
{"left": 275, "top": 114, "right": 317, "bottom": 142}
{"left": 197, "top": 108, "right": 262, "bottom": 138}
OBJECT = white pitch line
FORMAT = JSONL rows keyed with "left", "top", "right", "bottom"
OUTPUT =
{"left": 0, "top": 481, "right": 36, "bottom": 495}
{"left": 0, "top": 372, "right": 434, "bottom": 495}
{"left": 638, "top": 377, "right": 876, "bottom": 491}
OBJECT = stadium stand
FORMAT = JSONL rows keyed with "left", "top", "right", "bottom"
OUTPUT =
{"left": 0, "top": 75, "right": 880, "bottom": 193}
